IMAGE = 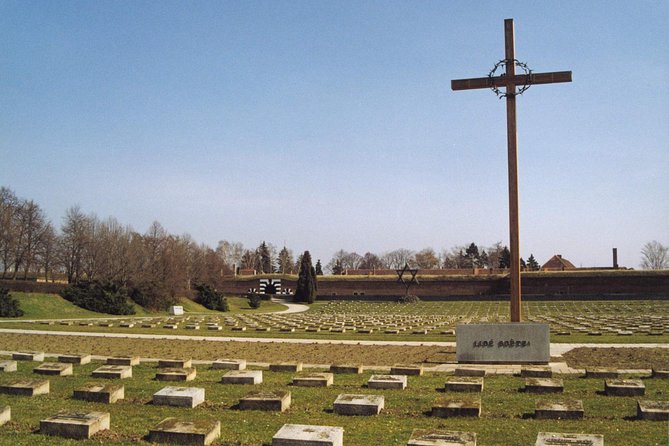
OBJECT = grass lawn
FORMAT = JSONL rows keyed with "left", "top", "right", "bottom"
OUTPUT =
{"left": 0, "top": 359, "right": 666, "bottom": 445}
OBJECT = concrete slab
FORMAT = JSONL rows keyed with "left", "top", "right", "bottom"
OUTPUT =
{"left": 0, "top": 360, "right": 17, "bottom": 372}
{"left": 12, "top": 351, "right": 44, "bottom": 361}
{"left": 156, "top": 367, "right": 197, "bottom": 382}
{"left": 272, "top": 424, "right": 343, "bottom": 446}
{"left": 153, "top": 386, "right": 205, "bottom": 408}
{"left": 333, "top": 394, "right": 384, "bottom": 415}
{"left": 535, "top": 399, "right": 584, "bottom": 419}
{"left": 92, "top": 365, "right": 132, "bottom": 379}
{"left": 368, "top": 375, "right": 407, "bottom": 390}
{"left": 212, "top": 359, "right": 247, "bottom": 370}
{"left": 535, "top": 432, "right": 603, "bottom": 446}
{"left": 407, "top": 429, "right": 477, "bottom": 446}
{"left": 239, "top": 390, "right": 291, "bottom": 412}
{"left": 270, "top": 363, "right": 303, "bottom": 372}
{"left": 524, "top": 378, "right": 564, "bottom": 394}
{"left": 57, "top": 354, "right": 91, "bottom": 365}
{"left": 585, "top": 368, "right": 618, "bottom": 379}
{"left": 106, "top": 356, "right": 139, "bottom": 366}
{"left": 149, "top": 418, "right": 221, "bottom": 446}
{"left": 637, "top": 400, "right": 669, "bottom": 420}
{"left": 521, "top": 366, "right": 552, "bottom": 378}
{"left": 390, "top": 364, "right": 423, "bottom": 376}
{"left": 158, "top": 358, "right": 192, "bottom": 368}
{"left": 40, "top": 411, "right": 110, "bottom": 439}
{"left": 330, "top": 364, "right": 363, "bottom": 374}
{"left": 221, "top": 370, "right": 262, "bottom": 385}
{"left": 293, "top": 372, "right": 333, "bottom": 387}
{"left": 0, "top": 406, "right": 10, "bottom": 426}
{"left": 431, "top": 397, "right": 480, "bottom": 418}
{"left": 445, "top": 377, "right": 483, "bottom": 392}
{"left": 73, "top": 383, "right": 124, "bottom": 404}
{"left": 454, "top": 368, "right": 486, "bottom": 377}
{"left": 605, "top": 379, "right": 645, "bottom": 396}
{"left": 33, "top": 362, "right": 73, "bottom": 376}
{"left": 0, "top": 379, "right": 49, "bottom": 396}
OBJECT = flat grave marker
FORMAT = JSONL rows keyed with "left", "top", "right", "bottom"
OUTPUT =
{"left": 293, "top": 372, "right": 333, "bottom": 387}
{"left": 390, "top": 364, "right": 423, "bottom": 376}
{"left": 58, "top": 354, "right": 91, "bottom": 365}
{"left": 333, "top": 394, "right": 384, "bottom": 416}
{"left": 73, "top": 383, "right": 124, "bottom": 404}
{"left": 159, "top": 358, "right": 192, "bottom": 368}
{"left": 212, "top": 359, "right": 247, "bottom": 370}
{"left": 149, "top": 418, "right": 220, "bottom": 446}
{"left": 407, "top": 429, "right": 477, "bottom": 446}
{"left": 221, "top": 370, "right": 262, "bottom": 385}
{"left": 92, "top": 365, "right": 132, "bottom": 379}
{"left": 239, "top": 390, "right": 291, "bottom": 412}
{"left": 432, "top": 397, "right": 481, "bottom": 418}
{"left": 272, "top": 424, "right": 343, "bottom": 446}
{"left": 40, "top": 411, "right": 110, "bottom": 440}
{"left": 521, "top": 366, "right": 552, "bottom": 378}
{"left": 637, "top": 400, "right": 669, "bottom": 421}
{"left": 524, "top": 378, "right": 564, "bottom": 394}
{"left": 270, "top": 362, "right": 303, "bottom": 373}
{"left": 445, "top": 377, "right": 483, "bottom": 392}
{"left": 0, "top": 406, "right": 10, "bottom": 426}
{"left": 107, "top": 356, "right": 140, "bottom": 366}
{"left": 454, "top": 367, "right": 486, "bottom": 377}
{"left": 153, "top": 386, "right": 205, "bottom": 408}
{"left": 534, "top": 399, "right": 584, "bottom": 419}
{"left": 0, "top": 360, "right": 17, "bottom": 372}
{"left": 330, "top": 364, "right": 363, "bottom": 374}
{"left": 33, "top": 362, "right": 73, "bottom": 376}
{"left": 368, "top": 375, "right": 407, "bottom": 390}
{"left": 12, "top": 351, "right": 44, "bottom": 362}
{"left": 604, "top": 379, "right": 645, "bottom": 396}
{"left": 0, "top": 379, "right": 49, "bottom": 396}
{"left": 156, "top": 367, "right": 197, "bottom": 382}
{"left": 535, "top": 432, "right": 603, "bottom": 446}
{"left": 585, "top": 368, "right": 618, "bottom": 379}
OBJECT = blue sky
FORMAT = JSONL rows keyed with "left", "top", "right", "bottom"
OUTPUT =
{"left": 2, "top": 1, "right": 668, "bottom": 268}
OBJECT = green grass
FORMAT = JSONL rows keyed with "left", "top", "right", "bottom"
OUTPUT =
{"left": 0, "top": 359, "right": 666, "bottom": 445}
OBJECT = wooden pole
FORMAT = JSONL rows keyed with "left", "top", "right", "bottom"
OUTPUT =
{"left": 505, "top": 18, "right": 522, "bottom": 322}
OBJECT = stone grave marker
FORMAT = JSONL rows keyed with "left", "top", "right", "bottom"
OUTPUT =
{"left": 33, "top": 362, "right": 73, "bottom": 376}
{"left": 212, "top": 358, "right": 247, "bottom": 370}
{"left": 40, "top": 411, "right": 110, "bottom": 439}
{"left": 272, "top": 424, "right": 343, "bottom": 446}
{"left": 0, "top": 360, "right": 17, "bottom": 372}
{"left": 535, "top": 432, "right": 603, "bottom": 446}
{"left": 333, "top": 394, "right": 384, "bottom": 415}
{"left": 120, "top": 322, "right": 135, "bottom": 328}
{"left": 534, "top": 399, "right": 584, "bottom": 419}
{"left": 58, "top": 354, "right": 91, "bottom": 365}
{"left": 73, "top": 383, "right": 124, "bottom": 404}
{"left": 107, "top": 356, "right": 140, "bottom": 366}
{"left": 390, "top": 364, "right": 423, "bottom": 376}
{"left": 221, "top": 370, "right": 262, "bottom": 385}
{"left": 604, "top": 379, "right": 645, "bottom": 396}
{"left": 407, "top": 429, "right": 477, "bottom": 446}
{"left": 270, "top": 362, "right": 303, "bottom": 373}
{"left": 92, "top": 365, "right": 132, "bottom": 379}
{"left": 524, "top": 378, "right": 564, "bottom": 394}
{"left": 293, "top": 372, "right": 333, "bottom": 387}
{"left": 431, "top": 397, "right": 481, "bottom": 418}
{"left": 585, "top": 368, "right": 618, "bottom": 379}
{"left": 520, "top": 366, "right": 552, "bottom": 378}
{"left": 239, "top": 390, "right": 291, "bottom": 412}
{"left": 12, "top": 351, "right": 44, "bottom": 361}
{"left": 156, "top": 367, "right": 197, "bottom": 382}
{"left": 0, "top": 406, "right": 10, "bottom": 426}
{"left": 159, "top": 358, "right": 192, "bottom": 368}
{"left": 651, "top": 369, "right": 669, "bottom": 378}
{"left": 149, "top": 418, "right": 221, "bottom": 446}
{"left": 368, "top": 375, "right": 407, "bottom": 390}
{"left": 153, "top": 386, "right": 205, "bottom": 408}
{"left": 330, "top": 364, "right": 363, "bottom": 374}
{"left": 207, "top": 325, "right": 222, "bottom": 331}
{"left": 185, "top": 324, "right": 200, "bottom": 330}
{"left": 637, "top": 400, "right": 669, "bottom": 421}
{"left": 445, "top": 377, "right": 483, "bottom": 392}
{"left": 454, "top": 367, "right": 486, "bottom": 377}
{"left": 0, "top": 379, "right": 49, "bottom": 396}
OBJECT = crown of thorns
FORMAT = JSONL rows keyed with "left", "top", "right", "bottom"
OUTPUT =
{"left": 488, "top": 59, "right": 532, "bottom": 98}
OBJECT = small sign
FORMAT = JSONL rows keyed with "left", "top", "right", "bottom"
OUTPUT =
{"left": 456, "top": 323, "right": 549, "bottom": 364}
{"left": 169, "top": 306, "right": 184, "bottom": 316}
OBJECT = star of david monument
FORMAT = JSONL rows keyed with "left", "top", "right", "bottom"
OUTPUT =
{"left": 451, "top": 19, "right": 571, "bottom": 363}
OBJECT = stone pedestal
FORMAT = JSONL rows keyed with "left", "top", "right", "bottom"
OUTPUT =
{"left": 637, "top": 400, "right": 669, "bottom": 420}
{"left": 431, "top": 397, "right": 480, "bottom": 418}
{"left": 0, "top": 406, "right": 10, "bottom": 426}
{"left": 270, "top": 363, "right": 303, "bottom": 372}
{"left": 293, "top": 373, "right": 334, "bottom": 387}
{"left": 272, "top": 424, "right": 343, "bottom": 446}
{"left": 407, "top": 429, "right": 477, "bottom": 446}
{"left": 535, "top": 432, "right": 603, "bottom": 446}
{"left": 153, "top": 386, "right": 205, "bottom": 408}
{"left": 604, "top": 379, "right": 645, "bottom": 396}
{"left": 107, "top": 356, "right": 140, "bottom": 366}
{"left": 221, "top": 370, "right": 262, "bottom": 384}
{"left": 534, "top": 399, "right": 584, "bottom": 419}
{"left": 445, "top": 377, "right": 483, "bottom": 392}
{"left": 58, "top": 354, "right": 91, "bottom": 364}
{"left": 156, "top": 367, "right": 197, "bottom": 382}
{"left": 0, "top": 379, "right": 49, "bottom": 396}
{"left": 149, "top": 418, "right": 221, "bottom": 446}
{"left": 40, "top": 411, "right": 110, "bottom": 439}
{"left": 12, "top": 351, "right": 44, "bottom": 361}
{"left": 73, "top": 383, "right": 124, "bottom": 404}
{"left": 0, "top": 360, "right": 17, "bottom": 372}
{"left": 33, "top": 362, "right": 73, "bottom": 376}
{"left": 92, "top": 365, "right": 132, "bottom": 379}
{"left": 212, "top": 359, "right": 247, "bottom": 370}
{"left": 390, "top": 364, "right": 423, "bottom": 376}
{"left": 368, "top": 375, "right": 407, "bottom": 390}
{"left": 239, "top": 391, "right": 291, "bottom": 412}
{"left": 330, "top": 364, "right": 363, "bottom": 374}
{"left": 333, "top": 394, "right": 384, "bottom": 415}
{"left": 159, "top": 359, "right": 192, "bottom": 368}
{"left": 524, "top": 378, "right": 563, "bottom": 394}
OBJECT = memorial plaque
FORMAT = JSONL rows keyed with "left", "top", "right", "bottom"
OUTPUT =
{"left": 535, "top": 432, "right": 603, "bottom": 446}
{"left": 407, "top": 429, "right": 476, "bottom": 446}
{"left": 456, "top": 323, "right": 549, "bottom": 363}
{"left": 272, "top": 424, "right": 343, "bottom": 446}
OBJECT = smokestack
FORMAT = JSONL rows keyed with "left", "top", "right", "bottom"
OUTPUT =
{"left": 612, "top": 248, "right": 618, "bottom": 269}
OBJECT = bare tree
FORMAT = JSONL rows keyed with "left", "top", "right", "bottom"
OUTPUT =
{"left": 381, "top": 249, "right": 416, "bottom": 269}
{"left": 359, "top": 252, "right": 383, "bottom": 270}
{"left": 415, "top": 248, "right": 439, "bottom": 269}
{"left": 59, "top": 206, "right": 93, "bottom": 283}
{"left": 640, "top": 241, "right": 669, "bottom": 270}
{"left": 216, "top": 240, "right": 244, "bottom": 269}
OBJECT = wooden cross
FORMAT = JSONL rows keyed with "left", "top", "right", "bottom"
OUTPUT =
{"left": 451, "top": 19, "right": 571, "bottom": 322}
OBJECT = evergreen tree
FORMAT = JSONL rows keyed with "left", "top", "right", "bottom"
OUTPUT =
{"left": 315, "top": 259, "right": 323, "bottom": 275}
{"left": 527, "top": 254, "right": 540, "bottom": 271}
{"left": 258, "top": 241, "right": 272, "bottom": 273}
{"left": 331, "top": 259, "right": 343, "bottom": 275}
{"left": 276, "top": 246, "right": 294, "bottom": 274}
{"left": 520, "top": 257, "right": 527, "bottom": 270}
{"left": 499, "top": 246, "right": 511, "bottom": 268}
{"left": 294, "top": 250, "right": 317, "bottom": 304}
{"left": 0, "top": 288, "right": 24, "bottom": 317}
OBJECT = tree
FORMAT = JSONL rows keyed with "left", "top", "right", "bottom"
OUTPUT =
{"left": 294, "top": 250, "right": 317, "bottom": 304}
{"left": 0, "top": 288, "right": 23, "bottom": 317}
{"left": 315, "top": 259, "right": 323, "bottom": 275}
{"left": 415, "top": 248, "right": 439, "bottom": 269}
{"left": 640, "top": 241, "right": 669, "bottom": 270}
{"left": 257, "top": 241, "right": 273, "bottom": 273}
{"left": 499, "top": 246, "right": 511, "bottom": 268}
{"left": 59, "top": 206, "right": 93, "bottom": 283}
{"left": 381, "top": 249, "right": 416, "bottom": 269}
{"left": 526, "top": 254, "right": 540, "bottom": 271}
{"left": 276, "top": 246, "right": 294, "bottom": 274}
{"left": 465, "top": 243, "right": 480, "bottom": 268}
{"left": 193, "top": 283, "right": 229, "bottom": 311}
{"left": 359, "top": 252, "right": 383, "bottom": 270}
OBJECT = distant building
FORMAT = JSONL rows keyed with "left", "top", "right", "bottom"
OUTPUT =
{"left": 541, "top": 254, "right": 576, "bottom": 271}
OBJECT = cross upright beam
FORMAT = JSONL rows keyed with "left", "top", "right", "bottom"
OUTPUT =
{"left": 451, "top": 19, "right": 571, "bottom": 322}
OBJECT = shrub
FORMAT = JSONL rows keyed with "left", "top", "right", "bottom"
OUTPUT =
{"left": 194, "top": 283, "right": 229, "bottom": 312}
{"left": 397, "top": 294, "right": 421, "bottom": 304}
{"left": 247, "top": 293, "right": 262, "bottom": 309}
{"left": 0, "top": 288, "right": 24, "bottom": 317}
{"left": 60, "top": 281, "right": 135, "bottom": 315}
{"left": 129, "top": 281, "right": 178, "bottom": 311}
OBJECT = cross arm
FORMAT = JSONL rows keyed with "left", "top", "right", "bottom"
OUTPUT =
{"left": 451, "top": 71, "right": 572, "bottom": 91}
